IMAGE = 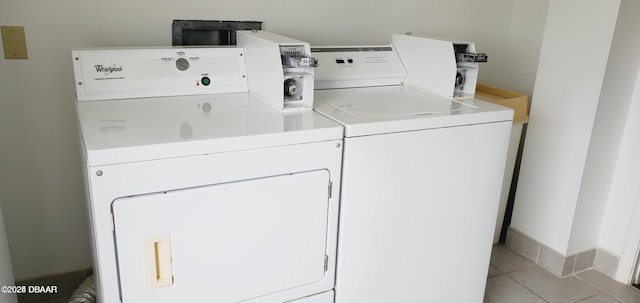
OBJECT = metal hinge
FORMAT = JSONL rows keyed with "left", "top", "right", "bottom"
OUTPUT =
{"left": 328, "top": 181, "right": 333, "bottom": 199}
{"left": 324, "top": 255, "right": 329, "bottom": 272}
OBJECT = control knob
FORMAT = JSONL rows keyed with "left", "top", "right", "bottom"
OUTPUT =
{"left": 284, "top": 78, "right": 301, "bottom": 97}
{"left": 176, "top": 58, "right": 190, "bottom": 71}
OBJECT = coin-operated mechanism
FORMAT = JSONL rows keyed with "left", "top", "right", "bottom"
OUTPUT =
{"left": 392, "top": 33, "right": 487, "bottom": 98}
{"left": 237, "top": 30, "right": 318, "bottom": 112}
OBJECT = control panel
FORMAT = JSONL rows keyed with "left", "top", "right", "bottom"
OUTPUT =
{"left": 72, "top": 48, "right": 248, "bottom": 101}
{"left": 312, "top": 46, "right": 407, "bottom": 89}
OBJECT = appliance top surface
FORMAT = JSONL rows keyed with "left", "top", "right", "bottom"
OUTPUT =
{"left": 77, "top": 93, "right": 343, "bottom": 166}
{"left": 314, "top": 86, "right": 513, "bottom": 137}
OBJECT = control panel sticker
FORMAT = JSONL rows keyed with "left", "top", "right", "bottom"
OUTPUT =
{"left": 365, "top": 56, "right": 390, "bottom": 64}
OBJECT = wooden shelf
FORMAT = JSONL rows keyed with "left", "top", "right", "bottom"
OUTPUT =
{"left": 475, "top": 84, "right": 529, "bottom": 124}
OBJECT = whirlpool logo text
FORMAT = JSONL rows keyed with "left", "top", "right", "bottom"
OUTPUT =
{"left": 94, "top": 64, "right": 123, "bottom": 75}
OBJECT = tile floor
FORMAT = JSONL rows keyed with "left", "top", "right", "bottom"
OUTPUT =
{"left": 486, "top": 244, "right": 640, "bottom": 303}
{"left": 30, "top": 245, "right": 640, "bottom": 303}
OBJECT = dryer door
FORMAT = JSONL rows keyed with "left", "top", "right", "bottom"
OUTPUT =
{"left": 112, "top": 169, "right": 331, "bottom": 303}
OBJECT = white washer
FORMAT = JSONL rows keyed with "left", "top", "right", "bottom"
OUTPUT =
{"left": 73, "top": 47, "right": 342, "bottom": 303}
{"left": 312, "top": 46, "right": 513, "bottom": 302}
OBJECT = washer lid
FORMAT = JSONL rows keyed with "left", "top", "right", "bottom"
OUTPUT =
{"left": 77, "top": 93, "right": 343, "bottom": 166}
{"left": 314, "top": 86, "right": 513, "bottom": 137}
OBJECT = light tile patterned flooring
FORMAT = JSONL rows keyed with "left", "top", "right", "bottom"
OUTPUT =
{"left": 486, "top": 245, "right": 640, "bottom": 303}
{"left": 35, "top": 245, "right": 640, "bottom": 303}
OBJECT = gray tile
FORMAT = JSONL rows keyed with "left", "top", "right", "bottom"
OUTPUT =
{"left": 508, "top": 266, "right": 599, "bottom": 303}
{"left": 484, "top": 275, "right": 547, "bottom": 303}
{"left": 576, "top": 269, "right": 624, "bottom": 292}
{"left": 488, "top": 265, "right": 503, "bottom": 278}
{"left": 606, "top": 284, "right": 640, "bottom": 303}
{"left": 538, "top": 245, "right": 566, "bottom": 277}
{"left": 490, "top": 244, "right": 535, "bottom": 273}
{"left": 563, "top": 255, "right": 577, "bottom": 277}
{"left": 575, "top": 250, "right": 596, "bottom": 273}
{"left": 536, "top": 245, "right": 579, "bottom": 277}
{"left": 576, "top": 294, "right": 622, "bottom": 303}
{"left": 594, "top": 250, "right": 619, "bottom": 278}
{"left": 506, "top": 227, "right": 540, "bottom": 262}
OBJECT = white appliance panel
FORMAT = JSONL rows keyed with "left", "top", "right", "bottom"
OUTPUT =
{"left": 73, "top": 48, "right": 248, "bottom": 101}
{"left": 237, "top": 31, "right": 316, "bottom": 112}
{"left": 86, "top": 140, "right": 342, "bottom": 303}
{"left": 335, "top": 121, "right": 512, "bottom": 303}
{"left": 392, "top": 33, "right": 482, "bottom": 98}
{"left": 317, "top": 86, "right": 469, "bottom": 118}
{"left": 314, "top": 86, "right": 513, "bottom": 137}
{"left": 113, "top": 170, "right": 330, "bottom": 302}
{"left": 288, "top": 291, "right": 334, "bottom": 303}
{"left": 77, "top": 93, "right": 342, "bottom": 166}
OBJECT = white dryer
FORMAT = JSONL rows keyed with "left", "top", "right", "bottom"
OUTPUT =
{"left": 312, "top": 46, "right": 513, "bottom": 302}
{"left": 73, "top": 47, "right": 342, "bottom": 303}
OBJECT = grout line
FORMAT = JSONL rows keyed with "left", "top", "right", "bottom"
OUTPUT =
{"left": 502, "top": 273, "right": 550, "bottom": 303}
{"left": 498, "top": 262, "right": 538, "bottom": 275}
{"left": 572, "top": 271, "right": 606, "bottom": 293}
{"left": 603, "top": 291, "right": 628, "bottom": 303}
{"left": 580, "top": 293, "right": 623, "bottom": 303}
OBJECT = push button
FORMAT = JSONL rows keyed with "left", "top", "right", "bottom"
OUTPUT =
{"left": 201, "top": 77, "right": 211, "bottom": 86}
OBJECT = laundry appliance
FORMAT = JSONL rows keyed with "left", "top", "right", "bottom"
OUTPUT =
{"left": 237, "top": 30, "right": 318, "bottom": 113}
{"left": 312, "top": 45, "right": 513, "bottom": 302}
{"left": 73, "top": 45, "right": 343, "bottom": 303}
{"left": 392, "top": 33, "right": 488, "bottom": 98}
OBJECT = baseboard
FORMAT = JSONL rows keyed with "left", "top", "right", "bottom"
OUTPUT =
{"left": 506, "top": 227, "right": 619, "bottom": 278}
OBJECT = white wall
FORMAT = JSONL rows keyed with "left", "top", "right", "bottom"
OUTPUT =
{"left": 0, "top": 0, "right": 546, "bottom": 279}
{"left": 574, "top": 0, "right": 640, "bottom": 256}
{"left": 604, "top": 72, "right": 640, "bottom": 282}
{"left": 595, "top": 4, "right": 640, "bottom": 277}
{"left": 511, "top": 0, "right": 620, "bottom": 254}
{"left": 499, "top": 0, "right": 549, "bottom": 97}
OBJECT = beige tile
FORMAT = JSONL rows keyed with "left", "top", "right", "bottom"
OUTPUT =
{"left": 606, "top": 284, "right": 640, "bottom": 303}
{"left": 490, "top": 244, "right": 535, "bottom": 273}
{"left": 508, "top": 266, "right": 599, "bottom": 303}
{"left": 484, "top": 275, "right": 548, "bottom": 303}
{"left": 576, "top": 269, "right": 625, "bottom": 292}
{"left": 576, "top": 294, "right": 623, "bottom": 303}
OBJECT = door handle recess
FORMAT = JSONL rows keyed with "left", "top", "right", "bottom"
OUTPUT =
{"left": 145, "top": 235, "right": 174, "bottom": 288}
